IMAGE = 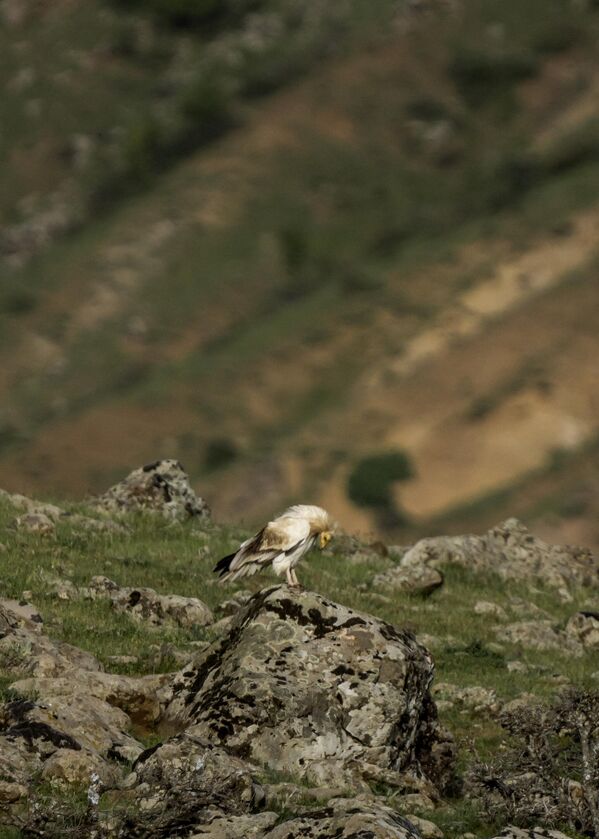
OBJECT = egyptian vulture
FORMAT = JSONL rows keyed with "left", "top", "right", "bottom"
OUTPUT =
{"left": 214, "top": 504, "right": 333, "bottom": 586}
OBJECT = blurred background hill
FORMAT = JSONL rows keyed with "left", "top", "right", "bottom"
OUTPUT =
{"left": 1, "top": 0, "right": 599, "bottom": 548}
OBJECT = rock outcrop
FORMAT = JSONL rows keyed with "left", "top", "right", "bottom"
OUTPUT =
{"left": 0, "top": 599, "right": 151, "bottom": 817}
{"left": 373, "top": 563, "right": 444, "bottom": 596}
{"left": 261, "top": 799, "right": 423, "bottom": 839}
{"left": 94, "top": 459, "right": 210, "bottom": 521}
{"left": 164, "top": 585, "right": 454, "bottom": 790}
{"left": 433, "top": 682, "right": 501, "bottom": 716}
{"left": 116, "top": 735, "right": 267, "bottom": 836}
{"left": 396, "top": 519, "right": 598, "bottom": 589}
{"left": 1, "top": 600, "right": 168, "bottom": 727}
{"left": 87, "top": 575, "right": 213, "bottom": 628}
{"left": 189, "top": 812, "right": 279, "bottom": 838}
{"left": 565, "top": 610, "right": 599, "bottom": 648}
{"left": 495, "top": 620, "right": 583, "bottom": 655}
{"left": 0, "top": 584, "right": 449, "bottom": 836}
{"left": 0, "top": 488, "right": 125, "bottom": 534}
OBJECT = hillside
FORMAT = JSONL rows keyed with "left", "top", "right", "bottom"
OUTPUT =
{"left": 1, "top": 472, "right": 599, "bottom": 837}
{"left": 1, "top": 0, "right": 599, "bottom": 548}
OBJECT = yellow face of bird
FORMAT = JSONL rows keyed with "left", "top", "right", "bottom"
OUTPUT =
{"left": 318, "top": 530, "right": 332, "bottom": 550}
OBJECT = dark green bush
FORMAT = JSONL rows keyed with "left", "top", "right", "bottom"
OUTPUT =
{"left": 404, "top": 96, "right": 453, "bottom": 123}
{"left": 120, "top": 113, "right": 164, "bottom": 185}
{"left": 279, "top": 225, "right": 310, "bottom": 276}
{"left": 178, "top": 71, "right": 234, "bottom": 140}
{"left": 347, "top": 450, "right": 414, "bottom": 511}
{"left": 450, "top": 48, "right": 538, "bottom": 106}
{"left": 109, "top": 0, "right": 262, "bottom": 29}
{"left": 0, "top": 423, "right": 26, "bottom": 454}
{"left": 203, "top": 438, "right": 239, "bottom": 471}
{"left": 1, "top": 289, "right": 37, "bottom": 315}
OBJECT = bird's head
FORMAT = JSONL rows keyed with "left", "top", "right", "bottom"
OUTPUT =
{"left": 318, "top": 530, "right": 332, "bottom": 550}
{"left": 285, "top": 504, "right": 334, "bottom": 550}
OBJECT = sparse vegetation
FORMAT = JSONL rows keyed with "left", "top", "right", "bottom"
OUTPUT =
{"left": 109, "top": 0, "right": 259, "bottom": 29}
{"left": 2, "top": 0, "right": 599, "bottom": 543}
{"left": 348, "top": 450, "right": 414, "bottom": 522}
{"left": 450, "top": 47, "right": 538, "bottom": 107}
{"left": 0, "top": 290, "right": 37, "bottom": 316}
{"left": 469, "top": 690, "right": 599, "bottom": 837}
{"left": 203, "top": 437, "right": 239, "bottom": 472}
{"left": 4, "top": 1, "right": 599, "bottom": 836}
{"left": 1, "top": 494, "right": 599, "bottom": 837}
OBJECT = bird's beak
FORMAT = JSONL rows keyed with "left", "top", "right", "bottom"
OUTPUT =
{"left": 319, "top": 531, "right": 332, "bottom": 549}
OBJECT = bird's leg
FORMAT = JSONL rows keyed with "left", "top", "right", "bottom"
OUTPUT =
{"left": 291, "top": 569, "right": 301, "bottom": 587}
{"left": 286, "top": 568, "right": 294, "bottom": 586}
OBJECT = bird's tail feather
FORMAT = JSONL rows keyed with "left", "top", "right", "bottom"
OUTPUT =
{"left": 214, "top": 552, "right": 236, "bottom": 578}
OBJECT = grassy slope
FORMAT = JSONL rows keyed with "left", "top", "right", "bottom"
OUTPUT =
{"left": 1, "top": 495, "right": 598, "bottom": 837}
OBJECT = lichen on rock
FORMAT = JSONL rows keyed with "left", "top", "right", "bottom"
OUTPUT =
{"left": 93, "top": 459, "right": 210, "bottom": 521}
{"left": 87, "top": 575, "right": 213, "bottom": 628}
{"left": 398, "top": 519, "right": 599, "bottom": 589}
{"left": 164, "top": 585, "right": 454, "bottom": 791}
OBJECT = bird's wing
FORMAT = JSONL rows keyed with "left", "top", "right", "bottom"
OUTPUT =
{"left": 229, "top": 516, "right": 311, "bottom": 572}
{"left": 260, "top": 515, "right": 312, "bottom": 551}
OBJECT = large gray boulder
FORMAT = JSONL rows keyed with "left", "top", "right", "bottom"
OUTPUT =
{"left": 0, "top": 600, "right": 168, "bottom": 729}
{"left": 0, "top": 599, "right": 103, "bottom": 680}
{"left": 164, "top": 586, "right": 454, "bottom": 790}
{"left": 93, "top": 459, "right": 210, "bottom": 521}
{"left": 262, "top": 799, "right": 423, "bottom": 839}
{"left": 495, "top": 620, "right": 583, "bottom": 656}
{"left": 373, "top": 563, "right": 444, "bottom": 596}
{"left": 114, "top": 735, "right": 267, "bottom": 838}
{"left": 0, "top": 695, "right": 143, "bottom": 765}
{"left": 397, "top": 519, "right": 598, "bottom": 589}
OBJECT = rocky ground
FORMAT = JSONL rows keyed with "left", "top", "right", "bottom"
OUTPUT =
{"left": 1, "top": 461, "right": 599, "bottom": 838}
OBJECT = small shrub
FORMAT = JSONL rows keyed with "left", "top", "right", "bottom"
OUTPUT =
{"left": 119, "top": 113, "right": 164, "bottom": 186}
{"left": 109, "top": 0, "right": 263, "bottom": 29}
{"left": 278, "top": 225, "right": 310, "bottom": 276}
{"left": 203, "top": 438, "right": 239, "bottom": 471}
{"left": 405, "top": 96, "right": 452, "bottom": 123}
{"left": 86, "top": 71, "right": 235, "bottom": 209}
{"left": 339, "top": 265, "right": 383, "bottom": 294}
{"left": 466, "top": 395, "right": 499, "bottom": 422}
{"left": 109, "top": 0, "right": 221, "bottom": 28}
{"left": 110, "top": 360, "right": 151, "bottom": 393}
{"left": 277, "top": 225, "right": 331, "bottom": 300}
{"left": 468, "top": 690, "right": 599, "bottom": 837}
{"left": 0, "top": 423, "right": 26, "bottom": 454}
{"left": 1, "top": 289, "right": 37, "bottom": 316}
{"left": 178, "top": 70, "right": 234, "bottom": 142}
{"left": 347, "top": 450, "right": 414, "bottom": 514}
{"left": 450, "top": 47, "right": 538, "bottom": 106}
{"left": 540, "top": 118, "right": 599, "bottom": 175}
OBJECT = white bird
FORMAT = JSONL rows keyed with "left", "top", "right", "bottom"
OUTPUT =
{"left": 214, "top": 504, "right": 333, "bottom": 587}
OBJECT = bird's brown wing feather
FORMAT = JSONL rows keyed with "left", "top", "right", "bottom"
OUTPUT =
{"left": 216, "top": 517, "right": 312, "bottom": 581}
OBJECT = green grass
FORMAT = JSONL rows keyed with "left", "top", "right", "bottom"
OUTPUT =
{"left": 2, "top": 493, "right": 599, "bottom": 838}
{"left": 0, "top": 829, "right": 23, "bottom": 839}
{"left": 0, "top": 0, "right": 399, "bottom": 232}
